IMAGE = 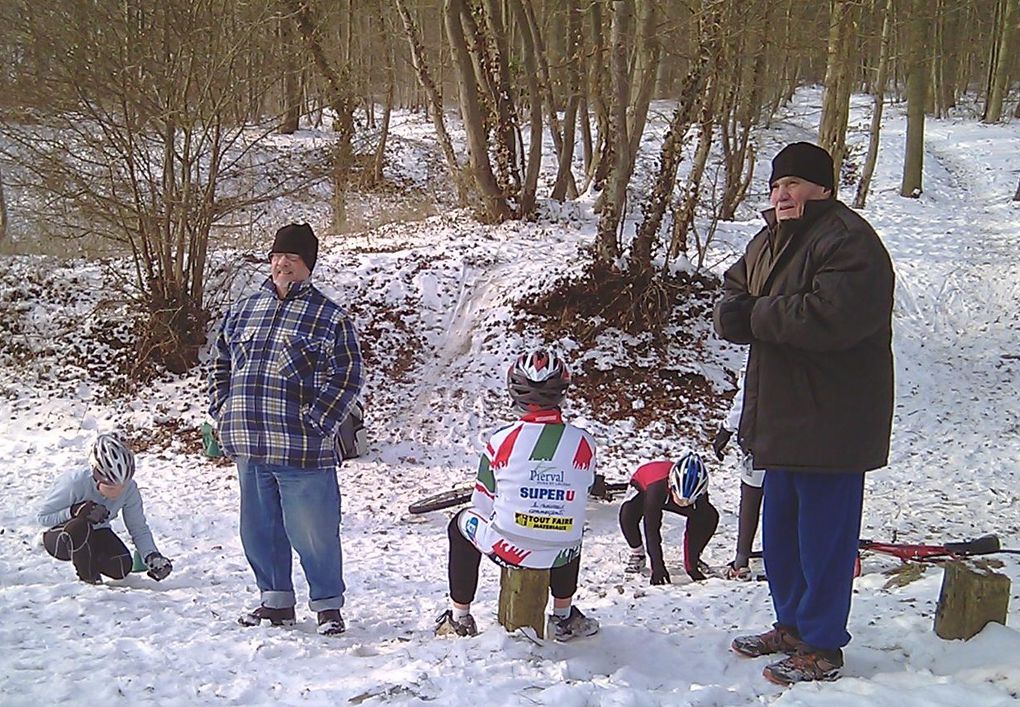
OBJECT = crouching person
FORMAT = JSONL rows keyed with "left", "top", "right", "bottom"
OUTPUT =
{"left": 620, "top": 451, "right": 719, "bottom": 583}
{"left": 435, "top": 349, "right": 599, "bottom": 642}
{"left": 38, "top": 434, "right": 173, "bottom": 584}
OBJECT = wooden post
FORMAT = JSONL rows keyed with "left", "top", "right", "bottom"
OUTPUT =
{"left": 934, "top": 559, "right": 1011, "bottom": 640}
{"left": 498, "top": 566, "right": 549, "bottom": 638}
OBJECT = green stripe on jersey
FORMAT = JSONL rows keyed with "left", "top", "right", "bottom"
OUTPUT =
{"left": 477, "top": 455, "right": 495, "bottom": 494}
{"left": 529, "top": 425, "right": 566, "bottom": 461}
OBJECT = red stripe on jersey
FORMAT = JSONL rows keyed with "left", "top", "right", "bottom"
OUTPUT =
{"left": 492, "top": 539, "right": 532, "bottom": 566}
{"left": 491, "top": 425, "right": 523, "bottom": 469}
{"left": 572, "top": 437, "right": 594, "bottom": 470}
{"left": 474, "top": 482, "right": 495, "bottom": 499}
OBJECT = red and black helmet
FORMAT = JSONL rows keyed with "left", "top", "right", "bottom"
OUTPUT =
{"left": 506, "top": 348, "right": 572, "bottom": 412}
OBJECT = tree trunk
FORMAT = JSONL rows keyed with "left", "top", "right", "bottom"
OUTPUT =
{"left": 818, "top": 0, "right": 862, "bottom": 188}
{"left": 633, "top": 1, "right": 716, "bottom": 273}
{"left": 625, "top": 0, "right": 661, "bottom": 174}
{"left": 594, "top": 0, "right": 633, "bottom": 264}
{"left": 394, "top": 0, "right": 468, "bottom": 205}
{"left": 551, "top": 0, "right": 581, "bottom": 201}
{"left": 1014, "top": 175, "right": 1020, "bottom": 201}
{"left": 497, "top": 566, "right": 549, "bottom": 638}
{"left": 372, "top": 7, "right": 396, "bottom": 186}
{"left": 579, "top": 94, "right": 593, "bottom": 175}
{"left": 284, "top": 0, "right": 357, "bottom": 230}
{"left": 445, "top": 0, "right": 512, "bottom": 222}
{"left": 934, "top": 560, "right": 1011, "bottom": 640}
{"left": 583, "top": 0, "right": 611, "bottom": 193}
{"left": 983, "top": 0, "right": 1018, "bottom": 123}
{"left": 478, "top": 0, "right": 520, "bottom": 195}
{"left": 900, "top": 0, "right": 928, "bottom": 198}
{"left": 0, "top": 164, "right": 7, "bottom": 244}
{"left": 279, "top": 14, "right": 302, "bottom": 135}
{"left": 509, "top": 0, "right": 543, "bottom": 216}
{"left": 669, "top": 72, "right": 718, "bottom": 261}
{"left": 854, "top": 0, "right": 891, "bottom": 209}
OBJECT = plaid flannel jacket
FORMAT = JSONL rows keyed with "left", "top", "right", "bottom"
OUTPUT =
{"left": 208, "top": 277, "right": 364, "bottom": 469}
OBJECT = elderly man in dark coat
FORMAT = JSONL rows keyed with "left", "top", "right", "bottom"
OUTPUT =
{"left": 714, "top": 142, "right": 894, "bottom": 686}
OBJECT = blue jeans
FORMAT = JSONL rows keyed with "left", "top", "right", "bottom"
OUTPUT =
{"left": 237, "top": 458, "right": 345, "bottom": 611}
{"left": 762, "top": 469, "right": 864, "bottom": 650}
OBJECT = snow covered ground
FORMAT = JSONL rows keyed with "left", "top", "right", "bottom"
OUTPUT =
{"left": 2, "top": 90, "right": 1020, "bottom": 705}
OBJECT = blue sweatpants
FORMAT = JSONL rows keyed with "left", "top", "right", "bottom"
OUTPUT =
{"left": 762, "top": 469, "right": 864, "bottom": 650}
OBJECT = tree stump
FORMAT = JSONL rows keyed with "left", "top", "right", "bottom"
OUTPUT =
{"left": 497, "top": 566, "right": 549, "bottom": 638}
{"left": 934, "top": 559, "right": 1011, "bottom": 640}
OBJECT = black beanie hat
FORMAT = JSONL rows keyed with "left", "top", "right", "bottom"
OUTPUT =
{"left": 269, "top": 223, "right": 318, "bottom": 272}
{"left": 769, "top": 142, "right": 835, "bottom": 192}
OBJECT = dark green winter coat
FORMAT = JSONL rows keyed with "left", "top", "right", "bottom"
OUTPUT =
{"left": 714, "top": 198, "right": 894, "bottom": 472}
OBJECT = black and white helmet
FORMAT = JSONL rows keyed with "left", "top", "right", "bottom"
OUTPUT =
{"left": 89, "top": 433, "right": 136, "bottom": 485}
{"left": 669, "top": 451, "right": 709, "bottom": 505}
{"left": 506, "top": 348, "right": 572, "bottom": 412}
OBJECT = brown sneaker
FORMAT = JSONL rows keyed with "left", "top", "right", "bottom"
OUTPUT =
{"left": 317, "top": 609, "right": 346, "bottom": 636}
{"left": 731, "top": 625, "right": 804, "bottom": 658}
{"left": 238, "top": 605, "right": 296, "bottom": 627}
{"left": 762, "top": 648, "right": 843, "bottom": 685}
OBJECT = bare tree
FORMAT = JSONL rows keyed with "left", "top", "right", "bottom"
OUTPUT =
{"left": 854, "top": 0, "right": 892, "bottom": 209}
{"left": 631, "top": 2, "right": 716, "bottom": 274}
{"left": 509, "top": 0, "right": 542, "bottom": 216}
{"left": 284, "top": 0, "right": 358, "bottom": 230}
{"left": 371, "top": 4, "right": 396, "bottom": 185}
{"left": 0, "top": 0, "right": 322, "bottom": 372}
{"left": 279, "top": 13, "right": 303, "bottom": 135}
{"left": 593, "top": 0, "right": 634, "bottom": 264}
{"left": 549, "top": 0, "right": 582, "bottom": 201}
{"left": 983, "top": 0, "right": 1019, "bottom": 123}
{"left": 901, "top": 0, "right": 929, "bottom": 197}
{"left": 819, "top": 0, "right": 864, "bottom": 186}
{"left": 393, "top": 0, "right": 468, "bottom": 204}
{"left": 0, "top": 163, "right": 7, "bottom": 244}
{"left": 444, "top": 0, "right": 511, "bottom": 221}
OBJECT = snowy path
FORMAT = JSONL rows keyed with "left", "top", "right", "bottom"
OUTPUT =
{"left": 865, "top": 122, "right": 1020, "bottom": 543}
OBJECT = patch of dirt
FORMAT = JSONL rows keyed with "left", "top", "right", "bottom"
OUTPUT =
{"left": 516, "top": 259, "right": 731, "bottom": 434}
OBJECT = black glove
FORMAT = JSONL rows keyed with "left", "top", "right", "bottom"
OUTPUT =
{"left": 687, "top": 563, "right": 707, "bottom": 582}
{"left": 650, "top": 566, "right": 671, "bottom": 585}
{"left": 72, "top": 501, "right": 110, "bottom": 525}
{"left": 715, "top": 295, "right": 757, "bottom": 344}
{"left": 712, "top": 426, "right": 733, "bottom": 461}
{"left": 589, "top": 473, "right": 608, "bottom": 500}
{"left": 144, "top": 552, "right": 173, "bottom": 581}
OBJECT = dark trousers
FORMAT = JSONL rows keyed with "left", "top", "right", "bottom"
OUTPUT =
{"left": 618, "top": 493, "right": 719, "bottom": 577}
{"left": 734, "top": 482, "right": 764, "bottom": 566}
{"left": 762, "top": 469, "right": 864, "bottom": 650}
{"left": 44, "top": 517, "right": 132, "bottom": 582}
{"left": 447, "top": 512, "right": 580, "bottom": 605}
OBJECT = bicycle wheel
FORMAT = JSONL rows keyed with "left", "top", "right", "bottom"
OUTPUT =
{"left": 408, "top": 486, "right": 474, "bottom": 515}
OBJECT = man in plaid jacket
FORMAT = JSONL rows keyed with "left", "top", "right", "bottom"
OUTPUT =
{"left": 209, "top": 223, "right": 363, "bottom": 636}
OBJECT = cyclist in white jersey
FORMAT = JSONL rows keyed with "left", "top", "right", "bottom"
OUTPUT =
{"left": 435, "top": 349, "right": 600, "bottom": 642}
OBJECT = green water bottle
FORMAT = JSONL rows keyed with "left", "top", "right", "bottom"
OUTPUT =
{"left": 202, "top": 421, "right": 223, "bottom": 458}
{"left": 131, "top": 550, "right": 147, "bottom": 573}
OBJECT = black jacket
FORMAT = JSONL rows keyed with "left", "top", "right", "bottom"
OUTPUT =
{"left": 714, "top": 199, "right": 894, "bottom": 472}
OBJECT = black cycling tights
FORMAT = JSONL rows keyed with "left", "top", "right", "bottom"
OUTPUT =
{"left": 43, "top": 517, "right": 132, "bottom": 582}
{"left": 447, "top": 511, "right": 580, "bottom": 605}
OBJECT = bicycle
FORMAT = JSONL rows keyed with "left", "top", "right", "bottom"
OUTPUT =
{"left": 748, "top": 533, "right": 1016, "bottom": 573}
{"left": 407, "top": 478, "right": 631, "bottom": 514}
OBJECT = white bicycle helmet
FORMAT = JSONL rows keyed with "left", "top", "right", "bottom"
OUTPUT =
{"left": 669, "top": 451, "right": 708, "bottom": 504}
{"left": 506, "top": 348, "right": 572, "bottom": 412}
{"left": 89, "top": 433, "right": 136, "bottom": 485}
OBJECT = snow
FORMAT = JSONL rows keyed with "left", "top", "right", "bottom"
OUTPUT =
{"left": 2, "top": 88, "right": 1020, "bottom": 705}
